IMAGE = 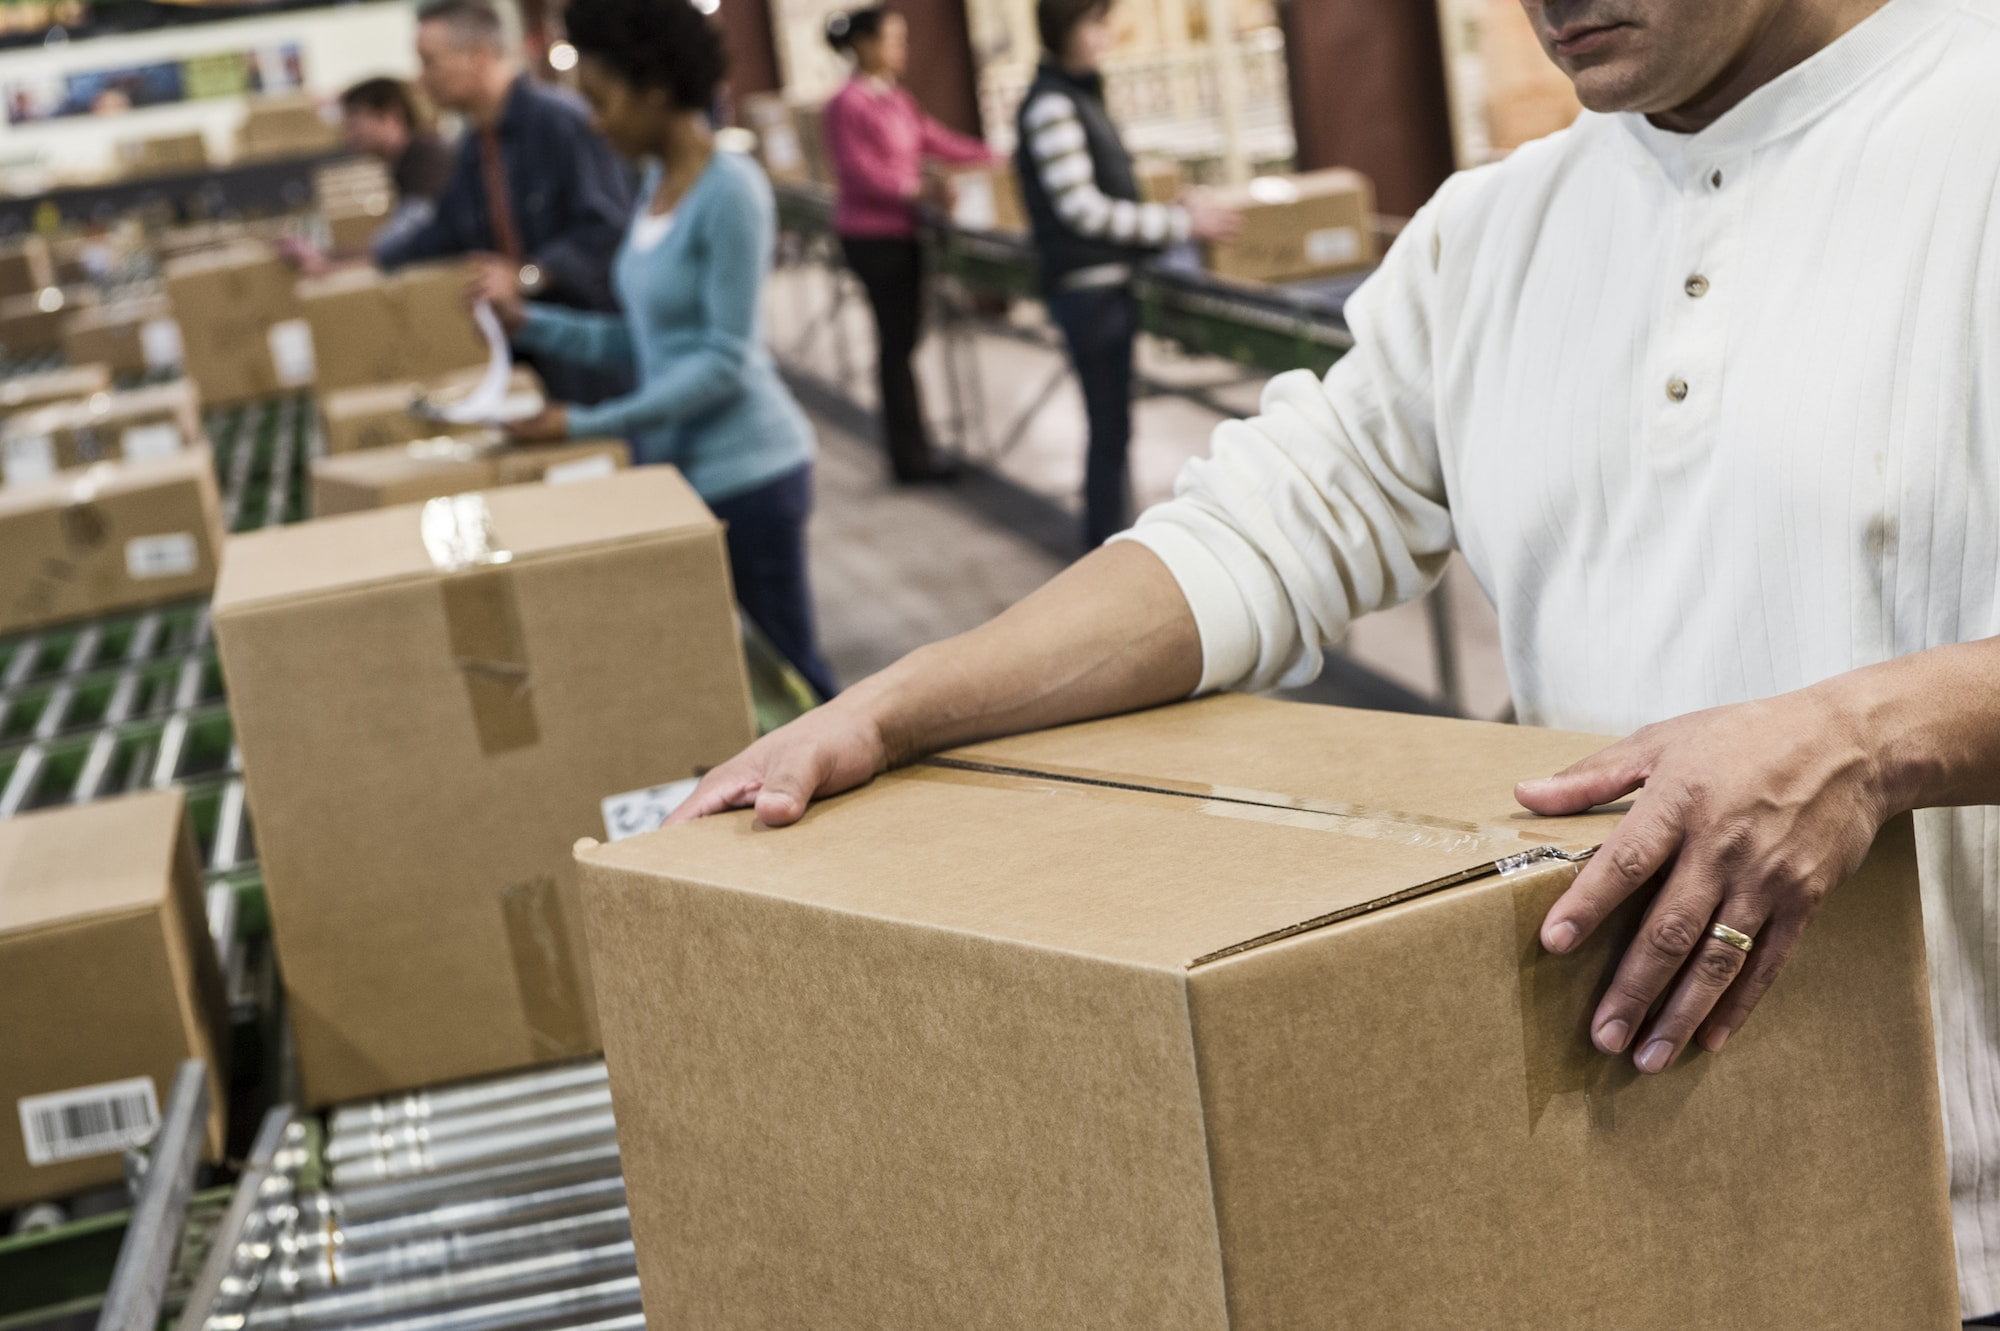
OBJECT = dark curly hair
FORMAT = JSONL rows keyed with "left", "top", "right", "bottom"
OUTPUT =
{"left": 564, "top": 0, "right": 728, "bottom": 112}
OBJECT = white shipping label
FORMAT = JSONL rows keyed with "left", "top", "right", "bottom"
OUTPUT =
{"left": 267, "top": 319, "right": 317, "bottom": 387}
{"left": 602, "top": 778, "right": 701, "bottom": 842}
{"left": 543, "top": 454, "right": 616, "bottom": 486}
{"left": 1304, "top": 225, "right": 1361, "bottom": 268}
{"left": 953, "top": 177, "right": 998, "bottom": 231}
{"left": 764, "top": 127, "right": 802, "bottom": 173}
{"left": 19, "top": 1077, "right": 159, "bottom": 1167}
{"left": 2, "top": 434, "right": 56, "bottom": 488}
{"left": 126, "top": 532, "right": 199, "bottom": 580}
{"left": 140, "top": 318, "right": 184, "bottom": 370}
{"left": 120, "top": 423, "right": 184, "bottom": 463}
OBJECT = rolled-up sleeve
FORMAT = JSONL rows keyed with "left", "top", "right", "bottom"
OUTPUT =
{"left": 1112, "top": 190, "right": 1457, "bottom": 694}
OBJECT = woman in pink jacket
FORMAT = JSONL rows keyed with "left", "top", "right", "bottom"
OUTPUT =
{"left": 822, "top": 7, "right": 991, "bottom": 484}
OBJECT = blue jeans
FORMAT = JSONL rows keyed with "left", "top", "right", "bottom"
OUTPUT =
{"left": 709, "top": 465, "right": 839, "bottom": 701}
{"left": 1047, "top": 284, "right": 1140, "bottom": 552}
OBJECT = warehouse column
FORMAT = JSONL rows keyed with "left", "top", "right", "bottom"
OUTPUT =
{"left": 716, "top": 0, "right": 783, "bottom": 100}
{"left": 896, "top": 0, "right": 985, "bottom": 136}
{"left": 1277, "top": 0, "right": 1456, "bottom": 217}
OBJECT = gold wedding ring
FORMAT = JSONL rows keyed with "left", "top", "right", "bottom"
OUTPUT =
{"left": 1707, "top": 922, "right": 1755, "bottom": 954}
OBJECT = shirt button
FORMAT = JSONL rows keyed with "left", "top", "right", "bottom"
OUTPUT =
{"left": 1709, "top": 168, "right": 1724, "bottom": 189}
{"left": 1667, "top": 377, "right": 1690, "bottom": 402}
{"left": 1684, "top": 275, "right": 1710, "bottom": 298}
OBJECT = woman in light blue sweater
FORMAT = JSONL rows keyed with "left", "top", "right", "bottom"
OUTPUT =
{"left": 476, "top": 0, "right": 836, "bottom": 699}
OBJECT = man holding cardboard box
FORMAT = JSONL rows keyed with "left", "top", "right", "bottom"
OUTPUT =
{"left": 678, "top": 0, "right": 2000, "bottom": 1316}
{"left": 376, "top": 0, "right": 634, "bottom": 407}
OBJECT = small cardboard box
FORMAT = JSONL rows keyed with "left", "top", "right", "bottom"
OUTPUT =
{"left": 2, "top": 381, "right": 204, "bottom": 485}
{"left": 118, "top": 131, "right": 210, "bottom": 178}
{"left": 298, "top": 263, "right": 486, "bottom": 393}
{"left": 940, "top": 163, "right": 1026, "bottom": 234}
{"left": 0, "top": 236, "right": 54, "bottom": 300}
{"left": 0, "top": 286, "right": 96, "bottom": 357}
{"left": 319, "top": 367, "right": 542, "bottom": 456}
{"left": 1136, "top": 157, "right": 1186, "bottom": 204}
{"left": 213, "top": 468, "right": 757, "bottom": 1105}
{"left": 0, "top": 788, "right": 228, "bottom": 1210}
{"left": 0, "top": 447, "right": 224, "bottom": 638}
{"left": 61, "top": 296, "right": 183, "bottom": 377}
{"left": 163, "top": 245, "right": 315, "bottom": 405}
{"left": 0, "top": 363, "right": 111, "bottom": 414}
{"left": 310, "top": 437, "right": 629, "bottom": 516}
{"left": 236, "top": 94, "right": 342, "bottom": 161}
{"left": 1204, "top": 168, "right": 1378, "bottom": 285}
{"left": 325, "top": 197, "right": 392, "bottom": 254}
{"left": 579, "top": 695, "right": 1959, "bottom": 1329}
{"left": 743, "top": 94, "right": 809, "bottom": 185}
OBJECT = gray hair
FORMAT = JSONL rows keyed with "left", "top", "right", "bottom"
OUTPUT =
{"left": 416, "top": 0, "right": 515, "bottom": 52}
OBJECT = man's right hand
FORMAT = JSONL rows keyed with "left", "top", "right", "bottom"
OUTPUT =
{"left": 668, "top": 700, "right": 890, "bottom": 827}
{"left": 465, "top": 252, "right": 527, "bottom": 331}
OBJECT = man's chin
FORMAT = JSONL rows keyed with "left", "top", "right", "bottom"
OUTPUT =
{"left": 1562, "top": 66, "right": 1661, "bottom": 115}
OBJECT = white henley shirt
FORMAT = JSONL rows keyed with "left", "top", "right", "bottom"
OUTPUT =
{"left": 1119, "top": 0, "right": 2000, "bottom": 1309}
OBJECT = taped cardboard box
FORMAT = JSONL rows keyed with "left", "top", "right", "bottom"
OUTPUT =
{"left": 1204, "top": 167, "right": 1378, "bottom": 285}
{"left": 579, "top": 694, "right": 1958, "bottom": 1330}
{"left": 0, "top": 788, "right": 228, "bottom": 1210}
{"left": 163, "top": 245, "right": 314, "bottom": 405}
{"left": 1, "top": 381, "right": 204, "bottom": 485}
{"left": 0, "top": 448, "right": 225, "bottom": 636}
{"left": 0, "top": 363, "right": 112, "bottom": 414}
{"left": 298, "top": 263, "right": 486, "bottom": 392}
{"left": 213, "top": 467, "right": 757, "bottom": 1105}
{"left": 0, "top": 235, "right": 53, "bottom": 300}
{"left": 319, "top": 366, "right": 543, "bottom": 456}
{"left": 61, "top": 295, "right": 183, "bottom": 377}
{"left": 310, "top": 437, "right": 629, "bottom": 517}
{"left": 0, "top": 286, "right": 96, "bottom": 358}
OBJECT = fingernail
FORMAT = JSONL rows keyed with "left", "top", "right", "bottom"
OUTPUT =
{"left": 1705, "top": 1025, "right": 1732, "bottom": 1052}
{"left": 1594, "top": 1018, "right": 1630, "bottom": 1054}
{"left": 1636, "top": 1039, "right": 1673, "bottom": 1073}
{"left": 1545, "top": 921, "right": 1579, "bottom": 953}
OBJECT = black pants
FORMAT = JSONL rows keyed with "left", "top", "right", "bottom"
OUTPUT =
{"left": 709, "top": 465, "right": 840, "bottom": 701}
{"left": 841, "top": 236, "right": 936, "bottom": 481}
{"left": 1047, "top": 283, "right": 1140, "bottom": 551}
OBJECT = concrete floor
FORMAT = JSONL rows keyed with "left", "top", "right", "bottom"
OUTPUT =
{"left": 782, "top": 261, "right": 1513, "bottom": 719}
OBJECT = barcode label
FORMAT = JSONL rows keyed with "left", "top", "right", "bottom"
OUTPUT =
{"left": 19, "top": 1077, "right": 159, "bottom": 1166}
{"left": 543, "top": 454, "right": 616, "bottom": 485}
{"left": 602, "top": 778, "right": 701, "bottom": 842}
{"left": 2, "top": 434, "right": 55, "bottom": 488}
{"left": 140, "top": 318, "right": 184, "bottom": 370}
{"left": 267, "top": 319, "right": 317, "bottom": 387}
{"left": 1304, "top": 225, "right": 1361, "bottom": 267}
{"left": 120, "top": 423, "right": 184, "bottom": 463}
{"left": 126, "top": 532, "right": 199, "bottom": 580}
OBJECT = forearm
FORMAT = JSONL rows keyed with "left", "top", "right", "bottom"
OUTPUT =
{"left": 1817, "top": 635, "right": 2000, "bottom": 814}
{"left": 837, "top": 542, "right": 1202, "bottom": 766}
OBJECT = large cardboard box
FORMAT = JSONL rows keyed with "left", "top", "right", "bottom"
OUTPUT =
{"left": 0, "top": 449, "right": 225, "bottom": 635}
{"left": 298, "top": 263, "right": 486, "bottom": 392}
{"left": 163, "top": 245, "right": 315, "bottom": 405}
{"left": 2, "top": 381, "right": 204, "bottom": 485}
{"left": 213, "top": 468, "right": 757, "bottom": 1104}
{"left": 309, "top": 437, "right": 629, "bottom": 516}
{"left": 61, "top": 295, "right": 183, "bottom": 377}
{"left": 0, "top": 235, "right": 54, "bottom": 300}
{"left": 0, "top": 789, "right": 228, "bottom": 1210}
{"left": 319, "top": 366, "right": 542, "bottom": 456}
{"left": 0, "top": 363, "right": 111, "bottom": 413}
{"left": 0, "top": 286, "right": 95, "bottom": 357}
{"left": 1204, "top": 167, "right": 1379, "bottom": 284}
{"left": 578, "top": 695, "right": 1959, "bottom": 1329}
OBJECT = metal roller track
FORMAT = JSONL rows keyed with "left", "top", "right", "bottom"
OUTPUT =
{"left": 328, "top": 1061, "right": 610, "bottom": 1138}
{"left": 326, "top": 1085, "right": 614, "bottom": 1164}
{"left": 242, "top": 1239, "right": 637, "bottom": 1329}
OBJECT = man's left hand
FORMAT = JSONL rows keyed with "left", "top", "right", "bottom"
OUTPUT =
{"left": 505, "top": 404, "right": 568, "bottom": 443}
{"left": 1516, "top": 686, "right": 1889, "bottom": 1074}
